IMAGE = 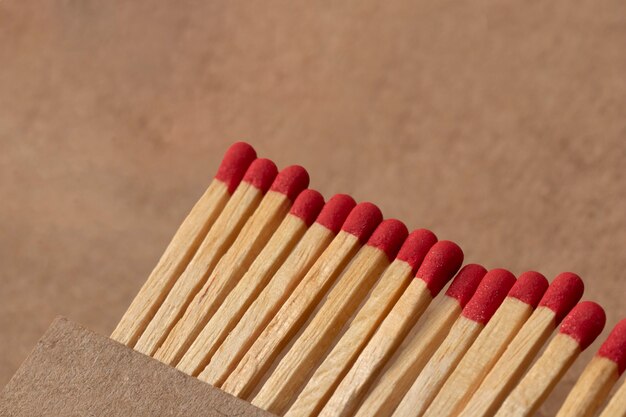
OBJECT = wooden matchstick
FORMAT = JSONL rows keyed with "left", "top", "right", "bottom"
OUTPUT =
{"left": 458, "top": 272, "right": 584, "bottom": 417}
{"left": 555, "top": 318, "right": 626, "bottom": 417}
{"left": 176, "top": 189, "right": 325, "bottom": 376}
{"left": 495, "top": 301, "right": 606, "bottom": 417}
{"left": 133, "top": 158, "right": 278, "bottom": 356}
{"left": 421, "top": 271, "right": 548, "bottom": 417}
{"left": 197, "top": 194, "right": 356, "bottom": 387}
{"left": 220, "top": 202, "right": 383, "bottom": 399}
{"left": 354, "top": 264, "right": 487, "bottom": 417}
{"left": 598, "top": 378, "right": 626, "bottom": 417}
{"left": 285, "top": 229, "right": 438, "bottom": 417}
{"left": 252, "top": 219, "right": 410, "bottom": 415}
{"left": 393, "top": 268, "right": 519, "bottom": 417}
{"left": 111, "top": 142, "right": 256, "bottom": 347}
{"left": 320, "top": 241, "right": 465, "bottom": 417}
{"left": 153, "top": 165, "right": 310, "bottom": 365}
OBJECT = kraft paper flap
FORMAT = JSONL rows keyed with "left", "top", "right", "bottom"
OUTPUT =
{"left": 0, "top": 317, "right": 275, "bottom": 417}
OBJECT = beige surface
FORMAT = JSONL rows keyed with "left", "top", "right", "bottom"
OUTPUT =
{"left": 0, "top": 0, "right": 624, "bottom": 415}
{"left": 0, "top": 317, "right": 274, "bottom": 417}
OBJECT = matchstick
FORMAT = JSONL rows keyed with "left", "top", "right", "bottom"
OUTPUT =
{"left": 393, "top": 268, "right": 519, "bottom": 417}
{"left": 421, "top": 271, "right": 548, "bottom": 417}
{"left": 220, "top": 202, "right": 383, "bottom": 399}
{"left": 176, "top": 189, "right": 325, "bottom": 376}
{"left": 598, "top": 378, "right": 626, "bottom": 417}
{"left": 320, "top": 241, "right": 465, "bottom": 417}
{"left": 111, "top": 142, "right": 256, "bottom": 347}
{"left": 133, "top": 158, "right": 278, "bottom": 356}
{"left": 555, "top": 318, "right": 626, "bottom": 417}
{"left": 154, "top": 165, "right": 310, "bottom": 365}
{"left": 252, "top": 219, "right": 410, "bottom": 415}
{"left": 285, "top": 229, "right": 438, "bottom": 417}
{"left": 495, "top": 301, "right": 606, "bottom": 417}
{"left": 197, "top": 194, "right": 356, "bottom": 387}
{"left": 458, "top": 272, "right": 584, "bottom": 417}
{"left": 354, "top": 264, "right": 487, "bottom": 417}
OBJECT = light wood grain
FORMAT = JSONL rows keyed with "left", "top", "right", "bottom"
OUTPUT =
{"left": 220, "top": 231, "right": 362, "bottom": 399}
{"left": 393, "top": 316, "right": 484, "bottom": 417}
{"left": 598, "top": 378, "right": 626, "bottom": 417}
{"left": 133, "top": 182, "right": 264, "bottom": 356}
{"left": 353, "top": 295, "right": 462, "bottom": 417}
{"left": 495, "top": 333, "right": 580, "bottom": 417}
{"left": 458, "top": 306, "right": 557, "bottom": 417}
{"left": 153, "top": 190, "right": 292, "bottom": 365}
{"left": 423, "top": 297, "right": 534, "bottom": 417}
{"left": 555, "top": 356, "right": 619, "bottom": 417}
{"left": 320, "top": 278, "right": 434, "bottom": 417}
{"left": 111, "top": 180, "right": 230, "bottom": 347}
{"left": 176, "top": 213, "right": 307, "bottom": 376}
{"left": 198, "top": 222, "right": 335, "bottom": 387}
{"left": 285, "top": 260, "right": 414, "bottom": 417}
{"left": 252, "top": 245, "right": 390, "bottom": 415}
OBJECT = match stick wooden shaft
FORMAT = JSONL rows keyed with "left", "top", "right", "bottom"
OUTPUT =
{"left": 199, "top": 222, "right": 335, "bottom": 386}
{"left": 320, "top": 279, "right": 434, "bottom": 417}
{"left": 154, "top": 190, "right": 293, "bottom": 365}
{"left": 285, "top": 260, "right": 414, "bottom": 417}
{"left": 393, "top": 316, "right": 484, "bottom": 417}
{"left": 598, "top": 378, "right": 626, "bottom": 417}
{"left": 423, "top": 298, "right": 534, "bottom": 417}
{"left": 354, "top": 295, "right": 462, "bottom": 417}
{"left": 457, "top": 307, "right": 556, "bottom": 417}
{"left": 495, "top": 333, "right": 580, "bottom": 417}
{"left": 176, "top": 213, "right": 308, "bottom": 376}
{"left": 111, "top": 180, "right": 230, "bottom": 347}
{"left": 252, "top": 245, "right": 391, "bottom": 414}
{"left": 220, "top": 231, "right": 362, "bottom": 399}
{"left": 112, "top": 141, "right": 256, "bottom": 347}
{"left": 353, "top": 264, "right": 487, "bottom": 417}
{"left": 555, "top": 356, "right": 619, "bottom": 417}
{"left": 134, "top": 181, "right": 265, "bottom": 356}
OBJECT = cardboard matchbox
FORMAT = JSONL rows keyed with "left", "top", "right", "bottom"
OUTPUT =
{"left": 0, "top": 317, "right": 275, "bottom": 416}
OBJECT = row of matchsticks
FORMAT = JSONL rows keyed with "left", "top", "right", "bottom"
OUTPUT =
{"left": 111, "top": 142, "right": 625, "bottom": 417}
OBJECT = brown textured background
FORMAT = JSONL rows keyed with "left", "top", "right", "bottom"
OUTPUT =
{"left": 1, "top": 0, "right": 625, "bottom": 415}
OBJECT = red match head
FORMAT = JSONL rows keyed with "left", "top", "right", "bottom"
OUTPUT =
{"left": 559, "top": 301, "right": 606, "bottom": 351}
{"left": 508, "top": 271, "right": 549, "bottom": 308}
{"left": 315, "top": 194, "right": 356, "bottom": 234}
{"left": 341, "top": 202, "right": 383, "bottom": 243}
{"left": 242, "top": 158, "right": 278, "bottom": 193}
{"left": 270, "top": 165, "right": 310, "bottom": 201}
{"left": 538, "top": 272, "right": 585, "bottom": 324}
{"left": 396, "top": 229, "right": 438, "bottom": 273}
{"left": 597, "top": 319, "right": 626, "bottom": 375}
{"left": 445, "top": 264, "right": 488, "bottom": 308}
{"left": 289, "top": 189, "right": 325, "bottom": 227}
{"left": 415, "top": 241, "right": 464, "bottom": 297}
{"left": 366, "top": 219, "right": 409, "bottom": 261}
{"left": 215, "top": 142, "right": 257, "bottom": 193}
{"left": 462, "top": 269, "right": 517, "bottom": 324}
